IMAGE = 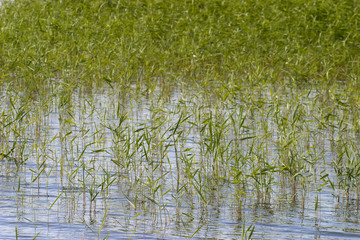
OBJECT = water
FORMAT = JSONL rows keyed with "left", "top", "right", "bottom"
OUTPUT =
{"left": 0, "top": 81, "right": 360, "bottom": 239}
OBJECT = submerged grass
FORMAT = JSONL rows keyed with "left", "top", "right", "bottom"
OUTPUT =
{"left": 1, "top": 0, "right": 360, "bottom": 239}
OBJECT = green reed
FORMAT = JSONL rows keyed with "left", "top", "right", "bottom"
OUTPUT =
{"left": 1, "top": 0, "right": 360, "bottom": 88}
{"left": 1, "top": 0, "right": 360, "bottom": 239}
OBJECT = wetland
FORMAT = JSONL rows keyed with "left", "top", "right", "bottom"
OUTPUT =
{"left": 1, "top": 0, "right": 360, "bottom": 239}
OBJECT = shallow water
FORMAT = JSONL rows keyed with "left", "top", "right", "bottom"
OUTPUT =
{"left": 0, "top": 81, "right": 360, "bottom": 239}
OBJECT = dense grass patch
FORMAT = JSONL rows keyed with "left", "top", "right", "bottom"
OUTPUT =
{"left": 1, "top": 0, "right": 360, "bottom": 87}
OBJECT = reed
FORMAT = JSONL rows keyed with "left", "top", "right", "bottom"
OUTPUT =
{"left": 1, "top": 0, "right": 360, "bottom": 239}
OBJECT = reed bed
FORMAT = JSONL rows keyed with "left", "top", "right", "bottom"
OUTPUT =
{"left": 1, "top": 0, "right": 360, "bottom": 239}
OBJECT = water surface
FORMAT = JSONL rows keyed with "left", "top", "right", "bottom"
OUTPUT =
{"left": 0, "top": 81, "right": 360, "bottom": 239}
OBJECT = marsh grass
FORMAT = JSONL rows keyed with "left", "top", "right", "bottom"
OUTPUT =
{"left": 1, "top": 0, "right": 360, "bottom": 239}
{"left": 1, "top": 0, "right": 360, "bottom": 88}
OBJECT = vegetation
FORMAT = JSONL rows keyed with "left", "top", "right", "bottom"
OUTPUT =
{"left": 0, "top": 0, "right": 360, "bottom": 239}
{"left": 1, "top": 0, "right": 360, "bottom": 87}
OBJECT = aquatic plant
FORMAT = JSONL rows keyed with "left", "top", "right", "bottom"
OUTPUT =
{"left": 1, "top": 0, "right": 360, "bottom": 239}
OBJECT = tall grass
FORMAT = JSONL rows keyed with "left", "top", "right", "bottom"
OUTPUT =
{"left": 1, "top": 0, "right": 360, "bottom": 239}
{"left": 1, "top": 0, "right": 360, "bottom": 89}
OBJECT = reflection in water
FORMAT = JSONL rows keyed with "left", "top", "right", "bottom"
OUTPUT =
{"left": 0, "top": 82, "right": 360, "bottom": 239}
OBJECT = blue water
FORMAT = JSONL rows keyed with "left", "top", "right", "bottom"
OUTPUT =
{"left": 0, "top": 83, "right": 360, "bottom": 239}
